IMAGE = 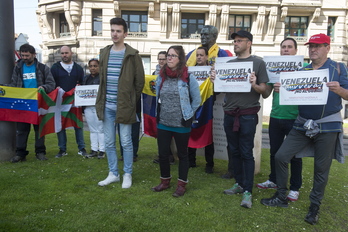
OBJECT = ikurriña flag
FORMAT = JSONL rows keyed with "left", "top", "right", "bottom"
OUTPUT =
{"left": 0, "top": 86, "right": 39, "bottom": 124}
{"left": 188, "top": 79, "right": 214, "bottom": 148}
{"left": 38, "top": 88, "right": 83, "bottom": 137}
{"left": 142, "top": 75, "right": 157, "bottom": 138}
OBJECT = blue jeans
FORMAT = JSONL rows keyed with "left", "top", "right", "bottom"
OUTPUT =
{"left": 224, "top": 114, "right": 258, "bottom": 193}
{"left": 269, "top": 117, "right": 302, "bottom": 191}
{"left": 57, "top": 127, "right": 85, "bottom": 152}
{"left": 103, "top": 106, "right": 133, "bottom": 176}
{"left": 118, "top": 112, "right": 141, "bottom": 158}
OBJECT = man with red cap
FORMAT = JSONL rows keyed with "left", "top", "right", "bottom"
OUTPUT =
{"left": 261, "top": 34, "right": 348, "bottom": 225}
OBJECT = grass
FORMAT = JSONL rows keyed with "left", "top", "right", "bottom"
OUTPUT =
{"left": 0, "top": 129, "right": 347, "bottom": 232}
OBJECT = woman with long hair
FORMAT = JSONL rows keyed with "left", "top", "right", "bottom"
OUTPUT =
{"left": 152, "top": 45, "right": 201, "bottom": 197}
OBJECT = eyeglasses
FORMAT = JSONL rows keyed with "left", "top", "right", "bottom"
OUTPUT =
{"left": 307, "top": 44, "right": 328, "bottom": 49}
{"left": 167, "top": 54, "right": 179, "bottom": 59}
{"left": 158, "top": 58, "right": 166, "bottom": 61}
{"left": 232, "top": 39, "right": 249, "bottom": 44}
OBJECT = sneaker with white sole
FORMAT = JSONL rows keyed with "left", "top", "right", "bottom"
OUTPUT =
{"left": 256, "top": 180, "right": 277, "bottom": 189}
{"left": 55, "top": 150, "right": 68, "bottom": 158}
{"left": 241, "top": 191, "right": 252, "bottom": 208}
{"left": 287, "top": 190, "right": 299, "bottom": 202}
{"left": 223, "top": 183, "right": 244, "bottom": 195}
{"left": 98, "top": 172, "right": 120, "bottom": 186}
{"left": 122, "top": 173, "right": 132, "bottom": 189}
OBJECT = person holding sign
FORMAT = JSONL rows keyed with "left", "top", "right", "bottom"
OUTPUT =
{"left": 187, "top": 46, "right": 216, "bottom": 173}
{"left": 261, "top": 34, "right": 348, "bottom": 225}
{"left": 152, "top": 45, "right": 201, "bottom": 197}
{"left": 83, "top": 59, "right": 105, "bottom": 159}
{"left": 257, "top": 38, "right": 304, "bottom": 202}
{"left": 211, "top": 30, "right": 269, "bottom": 208}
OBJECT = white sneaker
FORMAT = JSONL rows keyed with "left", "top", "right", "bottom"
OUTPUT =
{"left": 122, "top": 173, "right": 132, "bottom": 189}
{"left": 287, "top": 190, "right": 300, "bottom": 202}
{"left": 256, "top": 180, "right": 277, "bottom": 189}
{"left": 98, "top": 172, "right": 120, "bottom": 186}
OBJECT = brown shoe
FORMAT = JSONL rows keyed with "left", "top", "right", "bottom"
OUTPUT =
{"left": 152, "top": 177, "right": 171, "bottom": 192}
{"left": 172, "top": 179, "right": 188, "bottom": 197}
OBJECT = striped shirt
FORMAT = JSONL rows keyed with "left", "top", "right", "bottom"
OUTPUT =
{"left": 106, "top": 48, "right": 125, "bottom": 105}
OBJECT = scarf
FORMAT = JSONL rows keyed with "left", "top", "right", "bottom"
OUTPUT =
{"left": 160, "top": 66, "right": 189, "bottom": 89}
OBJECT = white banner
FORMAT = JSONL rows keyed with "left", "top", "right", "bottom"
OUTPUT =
{"left": 214, "top": 61, "right": 252, "bottom": 92}
{"left": 188, "top": 66, "right": 211, "bottom": 86}
{"left": 279, "top": 69, "right": 329, "bottom": 105}
{"left": 74, "top": 85, "right": 99, "bottom": 106}
{"left": 264, "top": 55, "right": 304, "bottom": 83}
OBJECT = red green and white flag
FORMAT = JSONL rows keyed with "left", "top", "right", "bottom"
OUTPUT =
{"left": 38, "top": 88, "right": 83, "bottom": 137}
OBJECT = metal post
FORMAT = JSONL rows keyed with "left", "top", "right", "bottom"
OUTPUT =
{"left": 0, "top": 0, "right": 16, "bottom": 161}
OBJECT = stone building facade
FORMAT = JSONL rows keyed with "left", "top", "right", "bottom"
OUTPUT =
{"left": 37, "top": 0, "right": 348, "bottom": 73}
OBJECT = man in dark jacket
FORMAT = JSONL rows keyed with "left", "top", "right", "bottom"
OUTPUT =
{"left": 6, "top": 44, "right": 55, "bottom": 162}
{"left": 50, "top": 45, "right": 87, "bottom": 158}
{"left": 95, "top": 18, "right": 145, "bottom": 189}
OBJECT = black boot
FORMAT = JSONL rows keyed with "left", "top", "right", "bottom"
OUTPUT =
{"left": 261, "top": 191, "right": 288, "bottom": 208}
{"left": 304, "top": 203, "right": 319, "bottom": 225}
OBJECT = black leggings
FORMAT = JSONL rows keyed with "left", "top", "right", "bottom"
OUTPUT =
{"left": 157, "top": 128, "right": 190, "bottom": 181}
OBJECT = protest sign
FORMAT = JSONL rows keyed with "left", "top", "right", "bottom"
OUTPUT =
{"left": 74, "top": 85, "right": 99, "bottom": 106}
{"left": 279, "top": 69, "right": 329, "bottom": 105}
{"left": 264, "top": 55, "right": 304, "bottom": 83}
{"left": 188, "top": 66, "right": 211, "bottom": 86}
{"left": 214, "top": 61, "right": 252, "bottom": 92}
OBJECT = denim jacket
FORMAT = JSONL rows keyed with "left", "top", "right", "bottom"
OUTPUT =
{"left": 156, "top": 73, "right": 201, "bottom": 121}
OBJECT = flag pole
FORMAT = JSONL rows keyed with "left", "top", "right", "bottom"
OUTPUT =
{"left": 0, "top": 0, "right": 16, "bottom": 161}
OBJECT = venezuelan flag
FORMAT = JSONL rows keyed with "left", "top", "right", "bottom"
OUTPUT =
{"left": 188, "top": 79, "right": 214, "bottom": 148}
{"left": 0, "top": 86, "right": 38, "bottom": 124}
{"left": 142, "top": 75, "right": 157, "bottom": 138}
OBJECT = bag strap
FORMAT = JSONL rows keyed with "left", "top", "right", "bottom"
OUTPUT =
{"left": 336, "top": 62, "right": 341, "bottom": 77}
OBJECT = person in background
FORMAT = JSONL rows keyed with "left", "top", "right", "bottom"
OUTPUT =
{"left": 152, "top": 45, "right": 201, "bottom": 197}
{"left": 83, "top": 58, "right": 105, "bottom": 159}
{"left": 50, "top": 45, "right": 87, "bottom": 158}
{"left": 152, "top": 51, "right": 167, "bottom": 75}
{"left": 257, "top": 38, "right": 304, "bottom": 202}
{"left": 95, "top": 18, "right": 144, "bottom": 189}
{"left": 261, "top": 33, "right": 348, "bottom": 225}
{"left": 187, "top": 46, "right": 215, "bottom": 173}
{"left": 186, "top": 25, "right": 233, "bottom": 179}
{"left": 6, "top": 44, "right": 55, "bottom": 162}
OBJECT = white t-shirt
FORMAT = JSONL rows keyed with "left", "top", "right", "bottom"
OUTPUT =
{"left": 60, "top": 61, "right": 73, "bottom": 74}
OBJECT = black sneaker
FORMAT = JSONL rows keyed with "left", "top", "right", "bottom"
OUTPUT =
{"left": 221, "top": 172, "right": 234, "bottom": 179}
{"left": 304, "top": 203, "right": 319, "bottom": 225}
{"left": 261, "top": 192, "right": 288, "bottom": 208}
{"left": 87, "top": 150, "right": 98, "bottom": 158}
{"left": 10, "top": 155, "right": 26, "bottom": 163}
{"left": 97, "top": 151, "right": 105, "bottom": 159}
{"left": 78, "top": 148, "right": 88, "bottom": 157}
{"left": 55, "top": 150, "right": 68, "bottom": 158}
{"left": 36, "top": 152, "right": 48, "bottom": 161}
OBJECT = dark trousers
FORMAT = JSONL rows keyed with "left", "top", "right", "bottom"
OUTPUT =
{"left": 269, "top": 117, "right": 302, "bottom": 191}
{"left": 224, "top": 114, "right": 258, "bottom": 193}
{"left": 118, "top": 114, "right": 141, "bottom": 158}
{"left": 188, "top": 143, "right": 214, "bottom": 167}
{"left": 16, "top": 122, "right": 45, "bottom": 157}
{"left": 275, "top": 129, "right": 337, "bottom": 205}
{"left": 157, "top": 128, "right": 190, "bottom": 181}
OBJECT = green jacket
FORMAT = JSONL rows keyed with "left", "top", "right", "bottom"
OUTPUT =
{"left": 95, "top": 44, "right": 145, "bottom": 124}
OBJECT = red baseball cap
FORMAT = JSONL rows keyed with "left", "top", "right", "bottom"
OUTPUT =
{"left": 304, "top": 33, "right": 330, "bottom": 45}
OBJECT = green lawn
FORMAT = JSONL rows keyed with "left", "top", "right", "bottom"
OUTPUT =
{"left": 0, "top": 129, "right": 347, "bottom": 231}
